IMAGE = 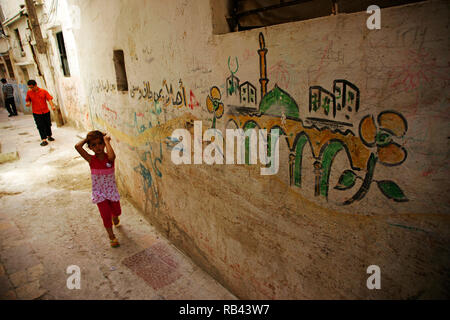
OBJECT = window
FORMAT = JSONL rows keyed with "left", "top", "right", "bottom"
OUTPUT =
{"left": 21, "top": 66, "right": 29, "bottom": 82}
{"left": 0, "top": 63, "right": 7, "bottom": 78}
{"left": 56, "top": 31, "right": 70, "bottom": 76}
{"left": 14, "top": 29, "right": 24, "bottom": 53}
{"left": 113, "top": 50, "right": 128, "bottom": 92}
{"left": 3, "top": 55, "right": 15, "bottom": 79}
{"left": 220, "top": 0, "right": 425, "bottom": 33}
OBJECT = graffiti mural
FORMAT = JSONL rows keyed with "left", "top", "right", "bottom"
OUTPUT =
{"left": 86, "top": 77, "right": 182, "bottom": 213}
{"left": 17, "top": 84, "right": 30, "bottom": 113}
{"left": 205, "top": 86, "right": 224, "bottom": 129}
{"left": 129, "top": 79, "right": 200, "bottom": 110}
{"left": 92, "top": 79, "right": 116, "bottom": 93}
{"left": 208, "top": 32, "right": 409, "bottom": 205}
{"left": 60, "top": 78, "right": 91, "bottom": 127}
{"left": 133, "top": 143, "right": 163, "bottom": 211}
{"left": 86, "top": 71, "right": 208, "bottom": 213}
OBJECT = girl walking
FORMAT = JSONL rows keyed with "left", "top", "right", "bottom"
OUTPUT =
{"left": 75, "top": 130, "right": 122, "bottom": 247}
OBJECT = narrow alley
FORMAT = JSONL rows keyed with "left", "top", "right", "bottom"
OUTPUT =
{"left": 0, "top": 109, "right": 236, "bottom": 300}
{"left": 0, "top": 0, "right": 448, "bottom": 303}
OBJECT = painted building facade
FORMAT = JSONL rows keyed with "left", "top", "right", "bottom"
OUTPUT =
{"left": 4, "top": 0, "right": 450, "bottom": 298}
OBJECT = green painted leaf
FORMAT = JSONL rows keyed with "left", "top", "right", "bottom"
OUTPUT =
{"left": 377, "top": 180, "right": 408, "bottom": 202}
{"left": 334, "top": 170, "right": 357, "bottom": 190}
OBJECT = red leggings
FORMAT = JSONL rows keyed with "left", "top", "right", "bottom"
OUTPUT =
{"left": 96, "top": 200, "right": 121, "bottom": 228}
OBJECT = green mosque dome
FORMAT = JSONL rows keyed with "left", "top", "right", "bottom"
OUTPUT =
{"left": 259, "top": 85, "right": 299, "bottom": 118}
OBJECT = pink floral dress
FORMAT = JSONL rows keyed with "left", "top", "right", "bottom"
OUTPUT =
{"left": 89, "top": 154, "right": 120, "bottom": 204}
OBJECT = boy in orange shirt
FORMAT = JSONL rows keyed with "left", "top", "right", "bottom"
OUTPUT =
{"left": 25, "top": 80, "right": 56, "bottom": 146}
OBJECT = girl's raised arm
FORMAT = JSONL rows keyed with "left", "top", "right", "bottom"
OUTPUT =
{"left": 104, "top": 134, "right": 116, "bottom": 162}
{"left": 75, "top": 138, "right": 92, "bottom": 163}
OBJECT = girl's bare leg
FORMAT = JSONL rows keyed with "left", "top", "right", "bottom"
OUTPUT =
{"left": 106, "top": 227, "right": 116, "bottom": 240}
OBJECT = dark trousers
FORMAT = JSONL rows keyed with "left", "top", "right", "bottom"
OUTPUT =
{"left": 33, "top": 112, "right": 52, "bottom": 140}
{"left": 5, "top": 97, "right": 17, "bottom": 115}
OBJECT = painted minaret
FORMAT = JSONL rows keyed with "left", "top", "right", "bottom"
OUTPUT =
{"left": 258, "top": 32, "right": 269, "bottom": 101}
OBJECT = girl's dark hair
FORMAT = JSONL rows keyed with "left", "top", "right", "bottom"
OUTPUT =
{"left": 27, "top": 79, "right": 37, "bottom": 86}
{"left": 86, "top": 130, "right": 104, "bottom": 147}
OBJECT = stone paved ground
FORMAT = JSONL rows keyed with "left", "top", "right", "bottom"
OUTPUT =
{"left": 0, "top": 109, "right": 236, "bottom": 300}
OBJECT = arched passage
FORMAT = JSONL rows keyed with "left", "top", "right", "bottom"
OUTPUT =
{"left": 292, "top": 132, "right": 313, "bottom": 188}
{"left": 319, "top": 140, "right": 353, "bottom": 199}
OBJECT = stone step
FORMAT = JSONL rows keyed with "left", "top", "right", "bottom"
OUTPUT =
{"left": 0, "top": 141, "right": 19, "bottom": 164}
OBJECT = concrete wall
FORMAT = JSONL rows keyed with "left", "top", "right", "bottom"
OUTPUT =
{"left": 60, "top": 0, "right": 449, "bottom": 298}
{"left": 40, "top": 0, "right": 85, "bottom": 128}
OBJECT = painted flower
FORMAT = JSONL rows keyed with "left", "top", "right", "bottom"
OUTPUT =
{"left": 359, "top": 111, "right": 407, "bottom": 166}
{"left": 335, "top": 110, "right": 409, "bottom": 203}
{"left": 206, "top": 86, "right": 224, "bottom": 128}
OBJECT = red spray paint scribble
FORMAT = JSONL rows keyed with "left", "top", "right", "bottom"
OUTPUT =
{"left": 189, "top": 90, "right": 200, "bottom": 110}
{"left": 390, "top": 48, "right": 450, "bottom": 93}
{"left": 269, "top": 60, "right": 296, "bottom": 89}
{"left": 243, "top": 48, "right": 256, "bottom": 62}
{"left": 313, "top": 40, "right": 333, "bottom": 83}
{"left": 102, "top": 103, "right": 118, "bottom": 119}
